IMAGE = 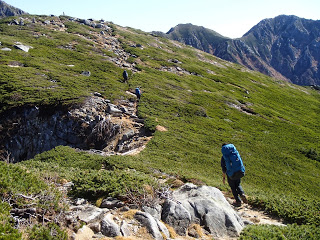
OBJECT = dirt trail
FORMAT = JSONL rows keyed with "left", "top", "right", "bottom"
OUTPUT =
{"left": 224, "top": 197, "right": 286, "bottom": 227}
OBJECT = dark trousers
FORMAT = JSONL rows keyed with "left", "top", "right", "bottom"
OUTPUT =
{"left": 227, "top": 176, "right": 245, "bottom": 202}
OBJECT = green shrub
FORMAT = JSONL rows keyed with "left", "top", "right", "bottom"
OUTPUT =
{"left": 0, "top": 202, "right": 21, "bottom": 240}
{"left": 240, "top": 224, "right": 320, "bottom": 240}
{"left": 28, "top": 223, "right": 67, "bottom": 240}
{"left": 143, "top": 117, "right": 158, "bottom": 133}
{"left": 250, "top": 194, "right": 320, "bottom": 225}
{"left": 0, "top": 162, "right": 47, "bottom": 197}
{"left": 69, "top": 169, "right": 156, "bottom": 200}
{"left": 30, "top": 146, "right": 105, "bottom": 170}
{"left": 300, "top": 148, "right": 320, "bottom": 162}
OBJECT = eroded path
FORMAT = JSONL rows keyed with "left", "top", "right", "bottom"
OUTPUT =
{"left": 224, "top": 196, "right": 286, "bottom": 227}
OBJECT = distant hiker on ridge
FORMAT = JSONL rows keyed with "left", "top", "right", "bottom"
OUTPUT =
{"left": 220, "top": 143, "right": 248, "bottom": 207}
{"left": 135, "top": 87, "right": 141, "bottom": 100}
{"left": 123, "top": 70, "right": 128, "bottom": 83}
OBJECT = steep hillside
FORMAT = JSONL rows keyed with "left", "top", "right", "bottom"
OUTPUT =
{"left": 0, "top": 14, "right": 319, "bottom": 239}
{"left": 153, "top": 23, "right": 228, "bottom": 54}
{"left": 158, "top": 15, "right": 320, "bottom": 86}
{"left": 0, "top": 0, "right": 26, "bottom": 18}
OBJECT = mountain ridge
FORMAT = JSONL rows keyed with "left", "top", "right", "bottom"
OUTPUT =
{"left": 154, "top": 15, "right": 320, "bottom": 86}
{"left": 0, "top": 0, "right": 26, "bottom": 18}
{"left": 1, "top": 1, "right": 318, "bottom": 86}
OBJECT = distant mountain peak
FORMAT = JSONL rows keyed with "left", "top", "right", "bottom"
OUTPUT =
{"left": 160, "top": 15, "right": 320, "bottom": 86}
{"left": 153, "top": 23, "right": 228, "bottom": 55}
{"left": 0, "top": 0, "right": 26, "bottom": 18}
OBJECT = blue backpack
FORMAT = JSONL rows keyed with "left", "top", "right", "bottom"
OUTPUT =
{"left": 221, "top": 144, "right": 245, "bottom": 180}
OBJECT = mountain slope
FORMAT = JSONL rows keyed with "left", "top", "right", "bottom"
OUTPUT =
{"left": 158, "top": 15, "right": 320, "bottom": 86}
{"left": 0, "top": 13, "right": 319, "bottom": 238}
{"left": 0, "top": 0, "right": 26, "bottom": 18}
{"left": 153, "top": 23, "right": 229, "bottom": 54}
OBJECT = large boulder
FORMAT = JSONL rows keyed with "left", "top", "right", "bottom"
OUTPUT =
{"left": 100, "top": 213, "right": 121, "bottom": 237}
{"left": 161, "top": 199, "right": 191, "bottom": 235}
{"left": 171, "top": 183, "right": 244, "bottom": 238}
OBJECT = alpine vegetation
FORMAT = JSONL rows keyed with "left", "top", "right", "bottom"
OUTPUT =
{"left": 0, "top": 10, "right": 319, "bottom": 240}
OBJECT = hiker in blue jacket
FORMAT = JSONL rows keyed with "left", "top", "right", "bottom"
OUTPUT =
{"left": 135, "top": 87, "right": 141, "bottom": 100}
{"left": 221, "top": 143, "right": 248, "bottom": 207}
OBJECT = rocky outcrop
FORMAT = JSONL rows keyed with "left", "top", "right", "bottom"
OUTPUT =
{"left": 171, "top": 183, "right": 244, "bottom": 238}
{"left": 0, "top": 0, "right": 26, "bottom": 18}
{"left": 64, "top": 183, "right": 245, "bottom": 239}
{"left": 0, "top": 93, "right": 149, "bottom": 162}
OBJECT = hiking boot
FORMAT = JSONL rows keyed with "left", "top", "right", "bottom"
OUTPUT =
{"left": 240, "top": 194, "right": 248, "bottom": 204}
{"left": 232, "top": 201, "right": 241, "bottom": 207}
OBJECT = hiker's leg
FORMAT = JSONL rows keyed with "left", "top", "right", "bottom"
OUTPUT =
{"left": 235, "top": 179, "right": 248, "bottom": 203}
{"left": 235, "top": 179, "right": 245, "bottom": 196}
{"left": 227, "top": 177, "right": 241, "bottom": 202}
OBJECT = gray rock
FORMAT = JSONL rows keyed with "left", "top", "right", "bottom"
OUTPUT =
{"left": 108, "top": 104, "right": 122, "bottom": 115}
{"left": 122, "top": 130, "right": 135, "bottom": 141}
{"left": 161, "top": 200, "right": 191, "bottom": 236}
{"left": 243, "top": 219, "right": 254, "bottom": 225}
{"left": 89, "top": 222, "right": 100, "bottom": 233}
{"left": 135, "top": 211, "right": 163, "bottom": 240}
{"left": 100, "top": 213, "right": 121, "bottom": 237}
{"left": 14, "top": 43, "right": 32, "bottom": 52}
{"left": 119, "top": 106, "right": 128, "bottom": 113}
{"left": 142, "top": 204, "right": 162, "bottom": 220}
{"left": 80, "top": 19, "right": 92, "bottom": 26}
{"left": 100, "top": 197, "right": 124, "bottom": 209}
{"left": 75, "top": 198, "right": 87, "bottom": 205}
{"left": 81, "top": 71, "right": 91, "bottom": 77}
{"left": 94, "top": 92, "right": 103, "bottom": 97}
{"left": 120, "top": 220, "right": 131, "bottom": 237}
{"left": 11, "top": 19, "right": 19, "bottom": 25}
{"left": 172, "top": 183, "right": 244, "bottom": 238}
{"left": 157, "top": 220, "right": 170, "bottom": 239}
{"left": 78, "top": 205, "right": 106, "bottom": 224}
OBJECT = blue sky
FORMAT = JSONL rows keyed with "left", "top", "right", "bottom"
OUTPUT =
{"left": 4, "top": 0, "right": 320, "bottom": 38}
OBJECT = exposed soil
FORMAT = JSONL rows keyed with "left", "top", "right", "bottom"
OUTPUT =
{"left": 224, "top": 196, "right": 286, "bottom": 227}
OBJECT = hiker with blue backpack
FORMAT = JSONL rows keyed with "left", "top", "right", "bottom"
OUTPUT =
{"left": 221, "top": 143, "right": 248, "bottom": 207}
{"left": 135, "top": 87, "right": 141, "bottom": 100}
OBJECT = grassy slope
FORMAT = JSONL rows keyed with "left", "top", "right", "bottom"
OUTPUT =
{"left": 0, "top": 14, "right": 319, "bottom": 235}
